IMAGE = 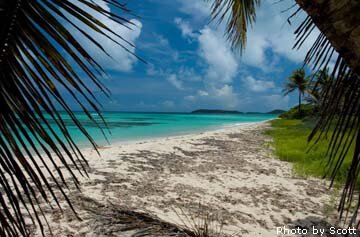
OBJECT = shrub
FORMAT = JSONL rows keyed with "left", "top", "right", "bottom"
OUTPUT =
{"left": 279, "top": 104, "right": 318, "bottom": 119}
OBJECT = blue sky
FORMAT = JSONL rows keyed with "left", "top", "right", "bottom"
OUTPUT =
{"left": 69, "top": 0, "right": 321, "bottom": 112}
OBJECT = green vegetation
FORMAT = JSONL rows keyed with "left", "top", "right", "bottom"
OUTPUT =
{"left": 281, "top": 68, "right": 332, "bottom": 119}
{"left": 191, "top": 109, "right": 285, "bottom": 115}
{"left": 279, "top": 104, "right": 318, "bottom": 119}
{"left": 283, "top": 68, "right": 310, "bottom": 116}
{"left": 306, "top": 68, "right": 333, "bottom": 105}
{"left": 2, "top": 0, "right": 360, "bottom": 233}
{"left": 266, "top": 119, "right": 355, "bottom": 186}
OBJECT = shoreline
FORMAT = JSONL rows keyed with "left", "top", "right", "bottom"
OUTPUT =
{"left": 31, "top": 121, "right": 335, "bottom": 236}
{"left": 105, "top": 120, "right": 268, "bottom": 148}
{"left": 68, "top": 120, "right": 269, "bottom": 152}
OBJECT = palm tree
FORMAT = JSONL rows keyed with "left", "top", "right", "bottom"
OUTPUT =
{"left": 0, "top": 1, "right": 137, "bottom": 236}
{"left": 1, "top": 0, "right": 359, "bottom": 234}
{"left": 307, "top": 68, "right": 332, "bottom": 106}
{"left": 283, "top": 69, "right": 309, "bottom": 117}
{"left": 209, "top": 0, "right": 360, "bottom": 225}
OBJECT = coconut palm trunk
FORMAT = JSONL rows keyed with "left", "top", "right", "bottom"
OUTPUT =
{"left": 295, "top": 0, "right": 360, "bottom": 75}
{"left": 284, "top": 0, "right": 360, "bottom": 224}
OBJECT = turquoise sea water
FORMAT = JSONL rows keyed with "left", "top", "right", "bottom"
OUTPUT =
{"left": 46, "top": 112, "right": 275, "bottom": 147}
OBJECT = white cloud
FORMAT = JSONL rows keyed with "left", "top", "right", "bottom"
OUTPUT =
{"left": 177, "top": 0, "right": 322, "bottom": 71}
{"left": 243, "top": 76, "right": 275, "bottom": 92}
{"left": 240, "top": 0, "right": 319, "bottom": 68}
{"left": 178, "top": 67, "right": 202, "bottom": 81}
{"left": 175, "top": 0, "right": 315, "bottom": 111}
{"left": 65, "top": 2, "right": 142, "bottom": 72}
{"left": 162, "top": 100, "right": 175, "bottom": 108}
{"left": 140, "top": 34, "right": 179, "bottom": 62}
{"left": 174, "top": 18, "right": 198, "bottom": 39}
{"left": 177, "top": 0, "right": 211, "bottom": 21}
{"left": 184, "top": 85, "right": 239, "bottom": 109}
{"left": 197, "top": 27, "right": 240, "bottom": 108}
{"left": 242, "top": 34, "right": 270, "bottom": 69}
{"left": 104, "top": 19, "right": 142, "bottom": 72}
{"left": 146, "top": 63, "right": 160, "bottom": 76}
{"left": 198, "top": 90, "right": 209, "bottom": 96}
{"left": 233, "top": 94, "right": 289, "bottom": 112}
{"left": 198, "top": 27, "right": 238, "bottom": 84}
{"left": 172, "top": 19, "right": 240, "bottom": 108}
{"left": 156, "top": 34, "right": 170, "bottom": 46}
{"left": 147, "top": 63, "right": 202, "bottom": 83}
{"left": 261, "top": 94, "right": 290, "bottom": 110}
{"left": 212, "top": 85, "right": 239, "bottom": 108}
{"left": 167, "top": 74, "right": 184, "bottom": 90}
{"left": 184, "top": 95, "right": 196, "bottom": 101}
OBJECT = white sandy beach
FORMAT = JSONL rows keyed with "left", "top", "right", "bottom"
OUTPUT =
{"left": 30, "top": 121, "right": 337, "bottom": 236}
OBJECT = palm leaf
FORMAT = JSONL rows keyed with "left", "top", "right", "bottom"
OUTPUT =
{"left": 211, "top": 0, "right": 360, "bottom": 226}
{"left": 208, "top": 0, "right": 260, "bottom": 53}
{"left": 0, "top": 0, "right": 136, "bottom": 236}
{"left": 290, "top": 5, "right": 360, "bottom": 226}
{"left": 283, "top": 69, "right": 309, "bottom": 96}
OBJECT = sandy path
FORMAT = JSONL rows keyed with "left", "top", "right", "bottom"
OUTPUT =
{"left": 31, "top": 122, "right": 336, "bottom": 236}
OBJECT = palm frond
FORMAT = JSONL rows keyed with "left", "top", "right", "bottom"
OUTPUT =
{"left": 211, "top": 0, "right": 360, "bottom": 226}
{"left": 291, "top": 2, "right": 360, "bottom": 226}
{"left": 0, "top": 0, "right": 136, "bottom": 236}
{"left": 306, "top": 68, "right": 333, "bottom": 105}
{"left": 282, "top": 85, "right": 296, "bottom": 96}
{"left": 283, "top": 68, "right": 309, "bottom": 95}
{"left": 208, "top": 0, "right": 260, "bottom": 53}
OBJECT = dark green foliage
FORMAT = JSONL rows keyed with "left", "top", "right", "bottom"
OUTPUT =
{"left": 191, "top": 109, "right": 243, "bottom": 114}
{"left": 279, "top": 104, "right": 318, "bottom": 119}
{"left": 267, "top": 109, "right": 286, "bottom": 115}
{"left": 191, "top": 109, "right": 285, "bottom": 114}
{"left": 0, "top": 1, "right": 135, "bottom": 236}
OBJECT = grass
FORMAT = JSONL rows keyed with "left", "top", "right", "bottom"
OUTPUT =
{"left": 172, "top": 203, "right": 239, "bottom": 237}
{"left": 265, "top": 118, "right": 355, "bottom": 186}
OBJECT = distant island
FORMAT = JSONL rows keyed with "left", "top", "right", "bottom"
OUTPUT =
{"left": 266, "top": 109, "right": 287, "bottom": 114}
{"left": 191, "top": 109, "right": 285, "bottom": 115}
{"left": 191, "top": 109, "right": 243, "bottom": 114}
